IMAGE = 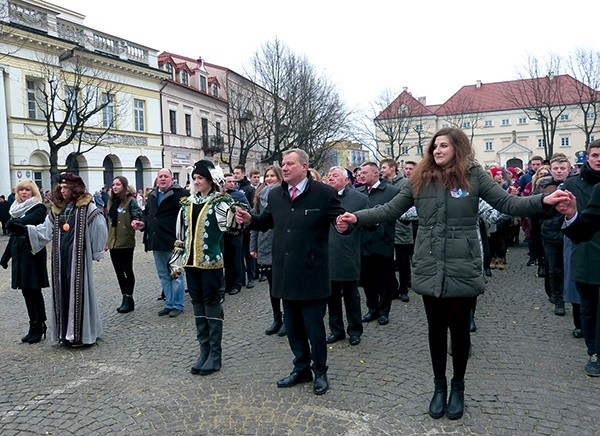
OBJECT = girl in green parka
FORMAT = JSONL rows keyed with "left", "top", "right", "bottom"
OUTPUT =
{"left": 337, "top": 127, "right": 569, "bottom": 421}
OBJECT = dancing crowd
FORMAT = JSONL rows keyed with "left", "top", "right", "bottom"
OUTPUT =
{"left": 2, "top": 127, "right": 599, "bottom": 421}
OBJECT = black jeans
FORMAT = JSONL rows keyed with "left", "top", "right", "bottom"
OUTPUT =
{"left": 223, "top": 233, "right": 243, "bottom": 292}
{"left": 543, "top": 239, "right": 564, "bottom": 305}
{"left": 328, "top": 280, "right": 363, "bottom": 338}
{"left": 576, "top": 282, "right": 600, "bottom": 356}
{"left": 394, "top": 244, "right": 413, "bottom": 294}
{"left": 361, "top": 254, "right": 395, "bottom": 317}
{"left": 423, "top": 295, "right": 471, "bottom": 381}
{"left": 109, "top": 247, "right": 135, "bottom": 295}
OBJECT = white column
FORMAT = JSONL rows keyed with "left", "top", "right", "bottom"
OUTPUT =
{"left": 0, "top": 67, "right": 12, "bottom": 196}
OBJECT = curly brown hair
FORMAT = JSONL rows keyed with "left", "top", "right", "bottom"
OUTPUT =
{"left": 410, "top": 127, "right": 474, "bottom": 195}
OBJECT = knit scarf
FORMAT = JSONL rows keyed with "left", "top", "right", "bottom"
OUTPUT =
{"left": 580, "top": 163, "right": 600, "bottom": 186}
{"left": 9, "top": 197, "right": 41, "bottom": 218}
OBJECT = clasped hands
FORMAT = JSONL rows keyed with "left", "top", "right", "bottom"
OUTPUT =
{"left": 543, "top": 189, "right": 577, "bottom": 219}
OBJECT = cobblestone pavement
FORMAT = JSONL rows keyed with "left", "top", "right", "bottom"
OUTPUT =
{"left": 0, "top": 232, "right": 598, "bottom": 435}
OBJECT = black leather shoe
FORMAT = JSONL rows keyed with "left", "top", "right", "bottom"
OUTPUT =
{"left": 326, "top": 333, "right": 345, "bottom": 344}
{"left": 526, "top": 257, "right": 536, "bottom": 267}
{"left": 157, "top": 308, "right": 171, "bottom": 316}
{"left": 349, "top": 336, "right": 361, "bottom": 346}
{"left": 484, "top": 268, "right": 493, "bottom": 277}
{"left": 246, "top": 280, "right": 255, "bottom": 289}
{"left": 573, "top": 328, "right": 584, "bottom": 338}
{"left": 258, "top": 274, "right": 268, "bottom": 282}
{"left": 400, "top": 293, "right": 410, "bottom": 303}
{"left": 228, "top": 288, "right": 241, "bottom": 295}
{"left": 277, "top": 372, "right": 313, "bottom": 388}
{"left": 361, "top": 312, "right": 377, "bottom": 323}
{"left": 378, "top": 315, "right": 389, "bottom": 325}
{"left": 313, "top": 373, "right": 329, "bottom": 395}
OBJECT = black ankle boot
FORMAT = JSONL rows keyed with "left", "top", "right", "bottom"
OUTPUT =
{"left": 429, "top": 377, "right": 447, "bottom": 419}
{"left": 22, "top": 321, "right": 35, "bottom": 343}
{"left": 118, "top": 295, "right": 135, "bottom": 313}
{"left": 265, "top": 314, "right": 283, "bottom": 335}
{"left": 28, "top": 322, "right": 47, "bottom": 344}
{"left": 116, "top": 295, "right": 127, "bottom": 313}
{"left": 446, "top": 379, "right": 465, "bottom": 420}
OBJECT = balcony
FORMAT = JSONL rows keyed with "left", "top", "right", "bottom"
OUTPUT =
{"left": 239, "top": 110, "right": 254, "bottom": 122}
{"left": 202, "top": 135, "right": 225, "bottom": 153}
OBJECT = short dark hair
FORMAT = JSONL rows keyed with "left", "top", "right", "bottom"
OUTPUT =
{"left": 588, "top": 139, "right": 600, "bottom": 151}
{"left": 530, "top": 156, "right": 544, "bottom": 163}
{"left": 380, "top": 158, "right": 397, "bottom": 171}
{"left": 405, "top": 160, "right": 417, "bottom": 166}
{"left": 234, "top": 165, "right": 246, "bottom": 174}
{"left": 361, "top": 161, "right": 380, "bottom": 171}
{"left": 249, "top": 169, "right": 260, "bottom": 176}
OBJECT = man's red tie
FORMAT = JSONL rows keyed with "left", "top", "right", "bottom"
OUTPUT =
{"left": 291, "top": 186, "right": 298, "bottom": 201}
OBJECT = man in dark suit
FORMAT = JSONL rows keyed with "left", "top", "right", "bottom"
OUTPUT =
{"left": 222, "top": 174, "right": 249, "bottom": 296}
{"left": 325, "top": 166, "right": 368, "bottom": 346}
{"left": 235, "top": 149, "right": 344, "bottom": 395}
{"left": 357, "top": 162, "right": 400, "bottom": 326}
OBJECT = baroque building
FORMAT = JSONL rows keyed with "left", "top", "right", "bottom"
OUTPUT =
{"left": 0, "top": 0, "right": 167, "bottom": 195}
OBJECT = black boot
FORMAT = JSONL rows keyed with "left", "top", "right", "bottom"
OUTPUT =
{"left": 469, "top": 309, "right": 477, "bottom": 333}
{"left": 116, "top": 295, "right": 127, "bottom": 313}
{"left": 265, "top": 313, "right": 283, "bottom": 335}
{"left": 191, "top": 304, "right": 210, "bottom": 374}
{"left": 446, "top": 379, "right": 465, "bottom": 420}
{"left": 429, "top": 377, "right": 447, "bottom": 419}
{"left": 118, "top": 295, "right": 135, "bottom": 313}
{"left": 277, "top": 321, "right": 287, "bottom": 337}
{"left": 27, "top": 322, "right": 47, "bottom": 344}
{"left": 22, "top": 321, "right": 35, "bottom": 343}
{"left": 199, "top": 303, "right": 223, "bottom": 375}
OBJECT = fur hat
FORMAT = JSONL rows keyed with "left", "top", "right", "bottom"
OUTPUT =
{"left": 60, "top": 172, "right": 86, "bottom": 189}
{"left": 192, "top": 160, "right": 215, "bottom": 182}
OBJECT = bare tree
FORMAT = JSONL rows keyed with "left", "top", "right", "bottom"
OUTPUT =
{"left": 438, "top": 93, "right": 485, "bottom": 143}
{"left": 567, "top": 49, "right": 600, "bottom": 147}
{"left": 28, "top": 49, "right": 121, "bottom": 185}
{"left": 505, "top": 55, "right": 568, "bottom": 159}
{"left": 246, "top": 38, "right": 350, "bottom": 170}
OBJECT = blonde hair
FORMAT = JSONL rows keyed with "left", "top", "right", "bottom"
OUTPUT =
{"left": 15, "top": 179, "right": 42, "bottom": 203}
{"left": 532, "top": 165, "right": 551, "bottom": 190}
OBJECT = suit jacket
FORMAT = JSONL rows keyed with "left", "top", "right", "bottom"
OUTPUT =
{"left": 563, "top": 182, "right": 600, "bottom": 243}
{"left": 247, "top": 173, "right": 344, "bottom": 300}
{"left": 141, "top": 184, "right": 187, "bottom": 252}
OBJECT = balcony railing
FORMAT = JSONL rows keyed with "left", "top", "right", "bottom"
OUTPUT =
{"left": 202, "top": 135, "right": 225, "bottom": 153}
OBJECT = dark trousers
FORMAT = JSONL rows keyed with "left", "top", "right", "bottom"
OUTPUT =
{"left": 223, "top": 233, "right": 243, "bottom": 292}
{"left": 328, "top": 280, "right": 363, "bottom": 337}
{"left": 394, "top": 244, "right": 413, "bottom": 294}
{"left": 22, "top": 288, "right": 46, "bottom": 323}
{"left": 489, "top": 226, "right": 511, "bottom": 260}
{"left": 423, "top": 295, "right": 471, "bottom": 382}
{"left": 260, "top": 264, "right": 281, "bottom": 317}
{"left": 282, "top": 299, "right": 328, "bottom": 376}
{"left": 576, "top": 282, "right": 600, "bottom": 356}
{"left": 361, "top": 254, "right": 395, "bottom": 317}
{"left": 543, "top": 239, "right": 564, "bottom": 305}
{"left": 109, "top": 247, "right": 135, "bottom": 295}
{"left": 186, "top": 267, "right": 222, "bottom": 306}
{"left": 242, "top": 231, "right": 256, "bottom": 283}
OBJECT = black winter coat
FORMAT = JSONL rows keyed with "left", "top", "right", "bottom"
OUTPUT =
{"left": 141, "top": 184, "right": 188, "bottom": 252}
{"left": 357, "top": 180, "right": 400, "bottom": 257}
{"left": 248, "top": 175, "right": 345, "bottom": 300}
{"left": 1, "top": 203, "right": 49, "bottom": 290}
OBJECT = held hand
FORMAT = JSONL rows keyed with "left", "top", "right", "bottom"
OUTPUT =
{"left": 235, "top": 206, "right": 251, "bottom": 224}
{"left": 131, "top": 220, "right": 145, "bottom": 230}
{"left": 542, "top": 189, "right": 570, "bottom": 205}
{"left": 555, "top": 191, "right": 577, "bottom": 218}
{"left": 338, "top": 212, "right": 357, "bottom": 224}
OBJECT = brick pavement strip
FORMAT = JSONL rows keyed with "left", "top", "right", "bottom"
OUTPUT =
{"left": 0, "top": 233, "right": 597, "bottom": 435}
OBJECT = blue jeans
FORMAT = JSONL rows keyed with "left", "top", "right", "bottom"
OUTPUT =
{"left": 153, "top": 250, "right": 185, "bottom": 311}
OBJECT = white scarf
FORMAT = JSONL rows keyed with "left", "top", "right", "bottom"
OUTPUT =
{"left": 9, "top": 197, "right": 41, "bottom": 218}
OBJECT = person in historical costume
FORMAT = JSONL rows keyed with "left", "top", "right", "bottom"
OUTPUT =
{"left": 1, "top": 179, "right": 50, "bottom": 344}
{"left": 25, "top": 173, "right": 108, "bottom": 347}
{"left": 169, "top": 160, "right": 246, "bottom": 376}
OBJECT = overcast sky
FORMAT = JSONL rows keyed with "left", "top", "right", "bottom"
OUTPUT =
{"left": 51, "top": 0, "right": 599, "bottom": 114}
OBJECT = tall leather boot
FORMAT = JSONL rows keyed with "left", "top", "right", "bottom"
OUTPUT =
{"left": 27, "top": 322, "right": 47, "bottom": 344}
{"left": 428, "top": 377, "right": 447, "bottom": 419}
{"left": 446, "top": 379, "right": 465, "bottom": 420}
{"left": 116, "top": 295, "right": 127, "bottom": 313}
{"left": 191, "top": 303, "right": 210, "bottom": 374}
{"left": 199, "top": 303, "right": 223, "bottom": 375}
{"left": 22, "top": 321, "right": 35, "bottom": 343}
{"left": 265, "top": 312, "right": 283, "bottom": 335}
{"left": 118, "top": 295, "right": 135, "bottom": 313}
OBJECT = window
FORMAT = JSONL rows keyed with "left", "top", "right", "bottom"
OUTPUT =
{"left": 215, "top": 121, "right": 222, "bottom": 143}
{"left": 398, "top": 104, "right": 409, "bottom": 115}
{"left": 65, "top": 86, "right": 78, "bottom": 125}
{"left": 518, "top": 117, "right": 528, "bottom": 124}
{"left": 586, "top": 111, "right": 595, "bottom": 120}
{"left": 102, "top": 93, "right": 114, "bottom": 128}
{"left": 400, "top": 126, "right": 409, "bottom": 133}
{"left": 185, "top": 113, "right": 192, "bottom": 136}
{"left": 416, "top": 144, "right": 424, "bottom": 155}
{"left": 401, "top": 146, "right": 409, "bottom": 155}
{"left": 165, "top": 63, "right": 173, "bottom": 79}
{"left": 559, "top": 114, "right": 569, "bottom": 122}
{"left": 538, "top": 139, "right": 545, "bottom": 148}
{"left": 199, "top": 75, "right": 207, "bottom": 93}
{"left": 201, "top": 118, "right": 208, "bottom": 147}
{"left": 26, "top": 79, "right": 43, "bottom": 119}
{"left": 560, "top": 137, "right": 570, "bottom": 147}
{"left": 386, "top": 146, "right": 392, "bottom": 155}
{"left": 415, "top": 124, "right": 423, "bottom": 132}
{"left": 484, "top": 120, "right": 493, "bottom": 127}
{"left": 169, "top": 110, "right": 177, "bottom": 134}
{"left": 211, "top": 83, "right": 218, "bottom": 97}
{"left": 462, "top": 121, "right": 471, "bottom": 129}
{"left": 485, "top": 141, "right": 493, "bottom": 151}
{"left": 34, "top": 171, "right": 42, "bottom": 189}
{"left": 181, "top": 70, "right": 189, "bottom": 86}
{"left": 501, "top": 119, "right": 510, "bottom": 126}
{"left": 134, "top": 99, "right": 145, "bottom": 132}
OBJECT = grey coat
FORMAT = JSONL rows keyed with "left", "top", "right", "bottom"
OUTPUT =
{"left": 388, "top": 173, "right": 414, "bottom": 245}
{"left": 354, "top": 163, "right": 548, "bottom": 298}
{"left": 329, "top": 185, "right": 368, "bottom": 281}
{"left": 357, "top": 180, "right": 400, "bottom": 257}
{"left": 250, "top": 184, "right": 277, "bottom": 266}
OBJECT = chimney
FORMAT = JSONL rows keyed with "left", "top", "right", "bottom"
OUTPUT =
{"left": 402, "top": 86, "right": 408, "bottom": 93}
{"left": 476, "top": 80, "right": 482, "bottom": 88}
{"left": 418, "top": 96, "right": 427, "bottom": 105}
{"left": 548, "top": 71, "right": 555, "bottom": 80}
